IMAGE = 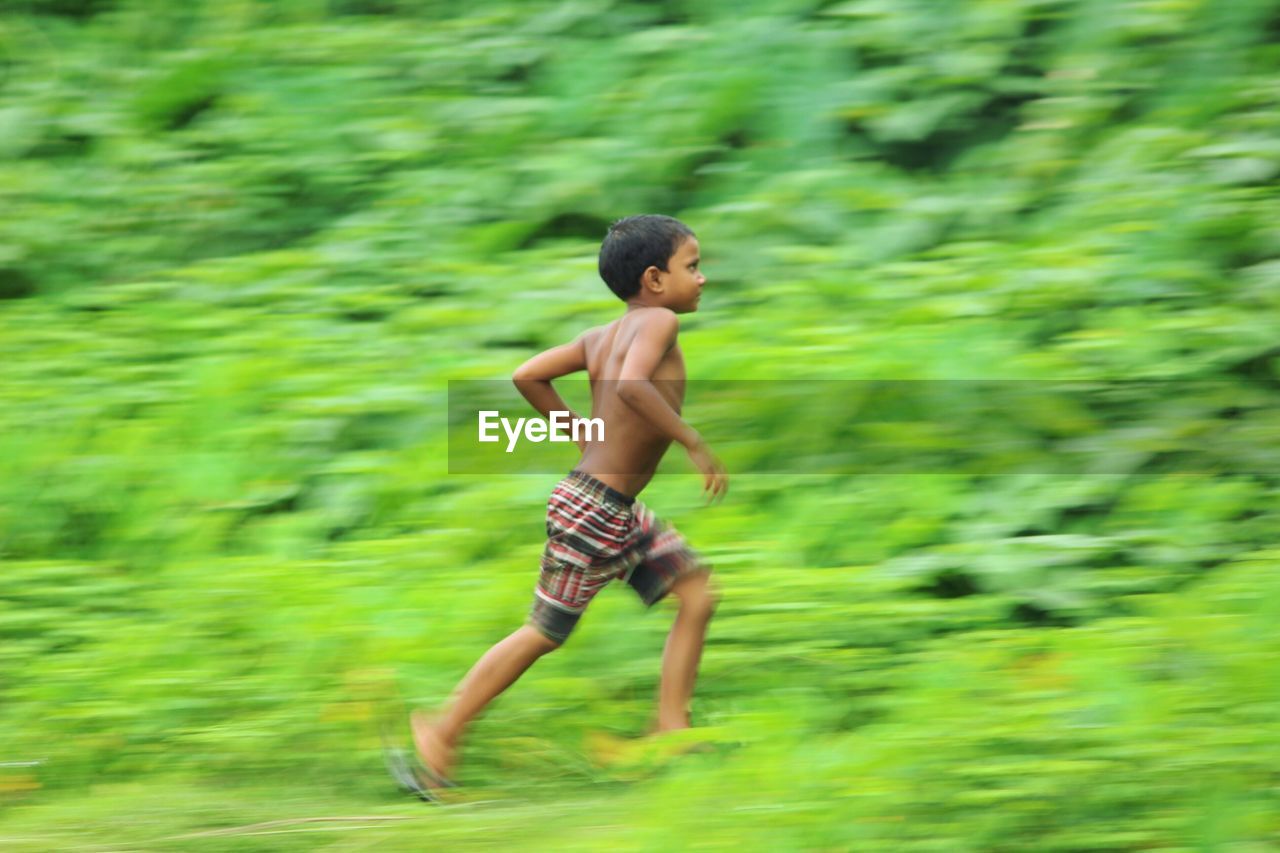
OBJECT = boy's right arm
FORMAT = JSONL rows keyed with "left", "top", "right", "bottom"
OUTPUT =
{"left": 512, "top": 334, "right": 589, "bottom": 448}
{"left": 617, "top": 309, "right": 728, "bottom": 502}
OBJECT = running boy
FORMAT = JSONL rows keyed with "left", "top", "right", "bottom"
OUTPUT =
{"left": 410, "top": 214, "right": 727, "bottom": 795}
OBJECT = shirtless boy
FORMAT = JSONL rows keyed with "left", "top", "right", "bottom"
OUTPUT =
{"left": 409, "top": 215, "right": 727, "bottom": 797}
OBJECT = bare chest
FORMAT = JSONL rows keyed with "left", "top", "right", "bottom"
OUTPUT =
{"left": 652, "top": 343, "right": 686, "bottom": 410}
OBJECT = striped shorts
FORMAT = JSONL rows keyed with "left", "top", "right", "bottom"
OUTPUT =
{"left": 528, "top": 470, "right": 709, "bottom": 643}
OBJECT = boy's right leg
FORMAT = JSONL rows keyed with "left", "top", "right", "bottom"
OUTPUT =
{"left": 413, "top": 625, "right": 561, "bottom": 780}
{"left": 656, "top": 569, "right": 718, "bottom": 732}
{"left": 621, "top": 503, "right": 718, "bottom": 733}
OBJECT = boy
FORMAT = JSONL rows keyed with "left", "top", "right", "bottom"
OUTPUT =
{"left": 408, "top": 214, "right": 727, "bottom": 798}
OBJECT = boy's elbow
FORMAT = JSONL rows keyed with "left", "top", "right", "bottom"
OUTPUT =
{"left": 512, "top": 365, "right": 538, "bottom": 385}
{"left": 616, "top": 380, "right": 645, "bottom": 405}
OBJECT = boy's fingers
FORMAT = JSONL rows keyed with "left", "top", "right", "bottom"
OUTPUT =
{"left": 704, "top": 473, "right": 727, "bottom": 504}
{"left": 699, "top": 458, "right": 728, "bottom": 504}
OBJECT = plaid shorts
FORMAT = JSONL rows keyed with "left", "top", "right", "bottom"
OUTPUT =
{"left": 528, "top": 470, "right": 709, "bottom": 643}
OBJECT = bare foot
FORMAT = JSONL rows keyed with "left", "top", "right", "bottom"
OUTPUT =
{"left": 649, "top": 727, "right": 716, "bottom": 758}
{"left": 650, "top": 711, "right": 691, "bottom": 735}
{"left": 410, "top": 711, "right": 456, "bottom": 784}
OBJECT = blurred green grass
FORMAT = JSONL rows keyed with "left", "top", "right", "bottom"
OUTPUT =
{"left": 2, "top": 0, "right": 1279, "bottom": 849}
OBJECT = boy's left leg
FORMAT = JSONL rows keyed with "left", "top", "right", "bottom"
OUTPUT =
{"left": 413, "top": 471, "right": 631, "bottom": 783}
{"left": 413, "top": 625, "right": 561, "bottom": 782}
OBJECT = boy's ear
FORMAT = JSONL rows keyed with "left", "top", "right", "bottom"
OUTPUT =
{"left": 641, "top": 265, "right": 665, "bottom": 292}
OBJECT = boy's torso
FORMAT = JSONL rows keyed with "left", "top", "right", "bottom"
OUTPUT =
{"left": 573, "top": 311, "right": 685, "bottom": 498}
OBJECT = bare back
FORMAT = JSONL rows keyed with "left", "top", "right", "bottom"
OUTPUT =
{"left": 574, "top": 310, "right": 686, "bottom": 497}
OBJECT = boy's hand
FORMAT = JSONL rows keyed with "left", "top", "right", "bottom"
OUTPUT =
{"left": 686, "top": 437, "right": 728, "bottom": 504}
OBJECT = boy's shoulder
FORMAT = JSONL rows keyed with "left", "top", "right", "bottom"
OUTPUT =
{"left": 578, "top": 307, "right": 680, "bottom": 348}
{"left": 615, "top": 306, "right": 680, "bottom": 340}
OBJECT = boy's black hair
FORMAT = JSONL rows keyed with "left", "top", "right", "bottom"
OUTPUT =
{"left": 598, "top": 214, "right": 695, "bottom": 301}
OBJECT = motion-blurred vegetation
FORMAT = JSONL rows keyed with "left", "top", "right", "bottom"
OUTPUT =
{"left": 1, "top": 0, "right": 1278, "bottom": 848}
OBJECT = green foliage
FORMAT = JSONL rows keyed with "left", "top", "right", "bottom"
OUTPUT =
{"left": 2, "top": 0, "right": 1279, "bottom": 847}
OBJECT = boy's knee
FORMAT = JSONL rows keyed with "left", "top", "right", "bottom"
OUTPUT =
{"left": 523, "top": 623, "right": 565, "bottom": 655}
{"left": 700, "top": 578, "right": 720, "bottom": 617}
{"left": 675, "top": 571, "right": 718, "bottom": 619}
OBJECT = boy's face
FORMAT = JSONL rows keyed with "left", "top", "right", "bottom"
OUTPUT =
{"left": 656, "top": 236, "right": 705, "bottom": 313}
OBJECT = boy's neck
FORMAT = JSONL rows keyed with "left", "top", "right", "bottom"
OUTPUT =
{"left": 624, "top": 296, "right": 661, "bottom": 312}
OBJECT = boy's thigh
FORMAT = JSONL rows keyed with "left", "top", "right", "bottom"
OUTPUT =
{"left": 528, "top": 559, "right": 617, "bottom": 643}
{"left": 527, "top": 492, "right": 710, "bottom": 639}
{"left": 528, "top": 488, "right": 637, "bottom": 642}
{"left": 623, "top": 503, "right": 711, "bottom": 607}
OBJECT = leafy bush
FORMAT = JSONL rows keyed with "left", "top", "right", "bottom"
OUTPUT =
{"left": 2, "top": 0, "right": 1278, "bottom": 847}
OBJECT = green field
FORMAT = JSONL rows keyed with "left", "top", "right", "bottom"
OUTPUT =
{"left": 2, "top": 1, "right": 1278, "bottom": 849}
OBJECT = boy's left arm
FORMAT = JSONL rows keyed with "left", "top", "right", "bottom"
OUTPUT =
{"left": 512, "top": 335, "right": 587, "bottom": 443}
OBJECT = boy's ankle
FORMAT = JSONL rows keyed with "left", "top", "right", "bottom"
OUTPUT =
{"left": 437, "top": 727, "right": 459, "bottom": 750}
{"left": 414, "top": 711, "right": 458, "bottom": 749}
{"left": 653, "top": 715, "right": 691, "bottom": 734}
